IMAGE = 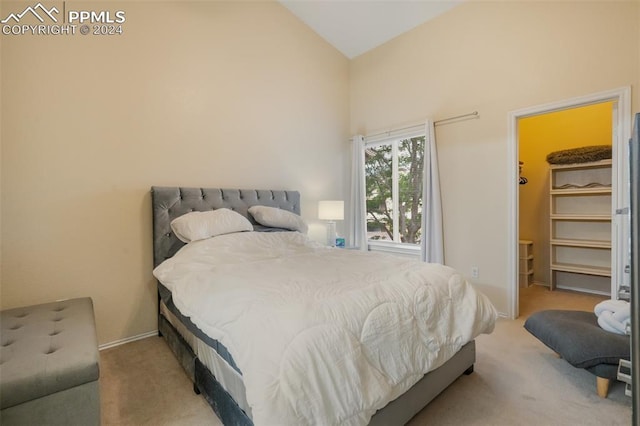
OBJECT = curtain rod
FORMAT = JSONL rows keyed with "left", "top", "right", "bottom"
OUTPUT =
{"left": 435, "top": 110, "right": 479, "bottom": 125}
{"left": 360, "top": 111, "right": 479, "bottom": 141}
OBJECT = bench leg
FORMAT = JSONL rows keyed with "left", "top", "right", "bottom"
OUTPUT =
{"left": 596, "top": 376, "right": 610, "bottom": 398}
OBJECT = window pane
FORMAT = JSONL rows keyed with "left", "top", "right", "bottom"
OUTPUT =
{"left": 364, "top": 136, "right": 425, "bottom": 244}
{"left": 365, "top": 144, "right": 393, "bottom": 241}
{"left": 398, "top": 137, "right": 424, "bottom": 244}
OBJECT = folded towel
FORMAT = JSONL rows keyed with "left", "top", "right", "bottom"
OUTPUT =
{"left": 595, "top": 299, "right": 630, "bottom": 335}
{"left": 613, "top": 307, "right": 631, "bottom": 324}
{"left": 594, "top": 299, "right": 628, "bottom": 317}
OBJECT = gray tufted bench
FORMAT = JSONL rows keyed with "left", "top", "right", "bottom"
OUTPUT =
{"left": 0, "top": 298, "right": 100, "bottom": 425}
{"left": 524, "top": 310, "right": 630, "bottom": 398}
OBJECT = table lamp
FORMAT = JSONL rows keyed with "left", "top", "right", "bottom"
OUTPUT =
{"left": 318, "top": 200, "right": 344, "bottom": 247}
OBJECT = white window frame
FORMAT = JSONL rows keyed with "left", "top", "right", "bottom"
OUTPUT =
{"left": 364, "top": 127, "right": 426, "bottom": 257}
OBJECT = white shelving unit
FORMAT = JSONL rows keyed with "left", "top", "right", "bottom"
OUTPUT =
{"left": 549, "top": 159, "right": 612, "bottom": 295}
{"left": 519, "top": 240, "right": 534, "bottom": 287}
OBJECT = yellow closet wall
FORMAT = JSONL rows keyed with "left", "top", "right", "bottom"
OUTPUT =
{"left": 518, "top": 102, "right": 613, "bottom": 286}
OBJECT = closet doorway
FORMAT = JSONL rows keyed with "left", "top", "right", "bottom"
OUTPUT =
{"left": 507, "top": 87, "right": 632, "bottom": 319}
{"left": 518, "top": 102, "right": 613, "bottom": 316}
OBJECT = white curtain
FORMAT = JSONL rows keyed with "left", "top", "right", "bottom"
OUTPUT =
{"left": 349, "top": 135, "right": 368, "bottom": 250}
{"left": 421, "top": 120, "right": 444, "bottom": 263}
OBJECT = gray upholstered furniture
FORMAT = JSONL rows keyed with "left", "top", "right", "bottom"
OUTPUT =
{"left": 0, "top": 298, "right": 100, "bottom": 425}
{"left": 152, "top": 186, "right": 477, "bottom": 425}
{"left": 524, "top": 310, "right": 630, "bottom": 398}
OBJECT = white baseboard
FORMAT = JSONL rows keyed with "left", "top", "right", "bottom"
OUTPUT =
{"left": 99, "top": 330, "right": 158, "bottom": 351}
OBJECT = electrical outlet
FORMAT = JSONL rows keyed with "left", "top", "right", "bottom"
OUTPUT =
{"left": 471, "top": 266, "right": 479, "bottom": 279}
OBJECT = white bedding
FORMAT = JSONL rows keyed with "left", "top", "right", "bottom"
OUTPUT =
{"left": 154, "top": 231, "right": 497, "bottom": 426}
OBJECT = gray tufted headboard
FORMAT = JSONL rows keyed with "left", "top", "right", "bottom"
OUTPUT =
{"left": 151, "top": 187, "right": 301, "bottom": 268}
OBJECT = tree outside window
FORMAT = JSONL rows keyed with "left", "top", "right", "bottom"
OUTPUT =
{"left": 365, "top": 136, "right": 425, "bottom": 244}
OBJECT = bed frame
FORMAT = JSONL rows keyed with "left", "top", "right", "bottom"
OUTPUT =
{"left": 151, "top": 186, "right": 476, "bottom": 425}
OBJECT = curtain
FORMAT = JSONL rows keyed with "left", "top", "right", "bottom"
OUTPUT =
{"left": 349, "top": 135, "right": 368, "bottom": 250}
{"left": 421, "top": 120, "right": 444, "bottom": 263}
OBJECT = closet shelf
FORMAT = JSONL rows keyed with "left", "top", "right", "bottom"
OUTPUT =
{"left": 549, "top": 159, "right": 612, "bottom": 171}
{"left": 550, "top": 262, "right": 611, "bottom": 277}
{"left": 555, "top": 285, "right": 610, "bottom": 297}
{"left": 550, "top": 214, "right": 611, "bottom": 221}
{"left": 550, "top": 238, "right": 611, "bottom": 249}
{"left": 550, "top": 188, "right": 612, "bottom": 195}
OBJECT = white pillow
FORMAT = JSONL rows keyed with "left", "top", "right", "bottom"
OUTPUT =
{"left": 248, "top": 205, "right": 308, "bottom": 233}
{"left": 170, "top": 208, "right": 253, "bottom": 243}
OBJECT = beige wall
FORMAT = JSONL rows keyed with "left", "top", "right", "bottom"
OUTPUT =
{"left": 350, "top": 1, "right": 640, "bottom": 313}
{"left": 1, "top": 1, "right": 350, "bottom": 344}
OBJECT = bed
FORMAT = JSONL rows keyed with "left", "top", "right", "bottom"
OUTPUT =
{"left": 151, "top": 186, "right": 497, "bottom": 426}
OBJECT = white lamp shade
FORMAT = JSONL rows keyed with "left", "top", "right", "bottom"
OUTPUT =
{"left": 318, "top": 200, "right": 344, "bottom": 220}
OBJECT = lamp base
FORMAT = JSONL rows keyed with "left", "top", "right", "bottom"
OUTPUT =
{"left": 326, "top": 221, "right": 336, "bottom": 247}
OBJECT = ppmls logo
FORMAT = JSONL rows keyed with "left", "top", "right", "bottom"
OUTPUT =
{"left": 1, "top": 2, "right": 126, "bottom": 36}
{"left": 1, "top": 3, "right": 59, "bottom": 24}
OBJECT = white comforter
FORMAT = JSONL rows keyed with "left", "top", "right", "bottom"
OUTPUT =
{"left": 153, "top": 231, "right": 497, "bottom": 426}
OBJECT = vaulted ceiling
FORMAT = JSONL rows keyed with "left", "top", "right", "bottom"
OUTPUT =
{"left": 279, "top": 1, "right": 461, "bottom": 58}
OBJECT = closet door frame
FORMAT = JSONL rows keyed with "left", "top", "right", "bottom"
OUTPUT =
{"left": 506, "top": 87, "right": 632, "bottom": 319}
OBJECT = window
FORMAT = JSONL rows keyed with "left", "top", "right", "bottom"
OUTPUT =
{"left": 364, "top": 135, "right": 425, "bottom": 246}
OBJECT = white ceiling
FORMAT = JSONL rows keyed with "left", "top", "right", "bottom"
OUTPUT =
{"left": 279, "top": 1, "right": 461, "bottom": 59}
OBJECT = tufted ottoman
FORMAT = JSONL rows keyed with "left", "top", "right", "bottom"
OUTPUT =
{"left": 524, "top": 310, "right": 630, "bottom": 398}
{"left": 0, "top": 298, "right": 100, "bottom": 425}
